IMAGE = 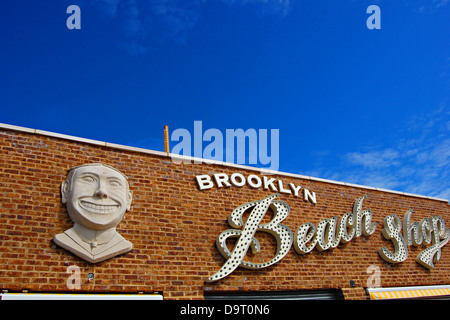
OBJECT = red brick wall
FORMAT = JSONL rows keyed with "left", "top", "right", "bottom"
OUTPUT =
{"left": 1, "top": 127, "right": 449, "bottom": 300}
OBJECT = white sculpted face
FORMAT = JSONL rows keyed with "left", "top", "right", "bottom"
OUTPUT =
{"left": 62, "top": 164, "right": 132, "bottom": 230}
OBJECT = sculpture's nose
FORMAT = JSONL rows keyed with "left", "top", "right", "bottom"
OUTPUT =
{"left": 94, "top": 181, "right": 108, "bottom": 199}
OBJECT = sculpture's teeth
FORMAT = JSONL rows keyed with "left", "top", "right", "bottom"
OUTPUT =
{"left": 80, "top": 201, "right": 118, "bottom": 214}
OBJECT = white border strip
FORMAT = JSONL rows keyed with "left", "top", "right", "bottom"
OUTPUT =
{"left": 0, "top": 292, "right": 163, "bottom": 300}
{"left": 1, "top": 122, "right": 448, "bottom": 203}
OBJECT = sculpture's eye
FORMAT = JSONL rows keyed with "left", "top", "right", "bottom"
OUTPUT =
{"left": 81, "top": 174, "right": 96, "bottom": 183}
{"left": 108, "top": 179, "right": 122, "bottom": 187}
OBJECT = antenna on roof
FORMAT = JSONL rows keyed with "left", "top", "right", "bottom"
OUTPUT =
{"left": 164, "top": 125, "right": 170, "bottom": 154}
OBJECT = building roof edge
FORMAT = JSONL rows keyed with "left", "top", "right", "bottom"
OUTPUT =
{"left": 1, "top": 122, "right": 448, "bottom": 203}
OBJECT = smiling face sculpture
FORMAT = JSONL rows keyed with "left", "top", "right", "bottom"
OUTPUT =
{"left": 53, "top": 164, "right": 133, "bottom": 263}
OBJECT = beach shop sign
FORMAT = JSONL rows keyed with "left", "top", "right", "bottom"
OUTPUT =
{"left": 195, "top": 173, "right": 450, "bottom": 282}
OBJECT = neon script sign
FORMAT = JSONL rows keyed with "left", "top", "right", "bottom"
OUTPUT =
{"left": 205, "top": 193, "right": 450, "bottom": 282}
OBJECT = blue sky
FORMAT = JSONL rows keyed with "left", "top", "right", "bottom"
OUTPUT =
{"left": 1, "top": 0, "right": 449, "bottom": 199}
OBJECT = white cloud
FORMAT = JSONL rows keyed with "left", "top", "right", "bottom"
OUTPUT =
{"left": 344, "top": 148, "right": 400, "bottom": 169}
{"left": 409, "top": 0, "right": 449, "bottom": 12}
{"left": 307, "top": 106, "right": 450, "bottom": 200}
{"left": 220, "top": 0, "right": 291, "bottom": 16}
{"left": 431, "top": 139, "right": 450, "bottom": 167}
{"left": 435, "top": 0, "right": 449, "bottom": 8}
{"left": 91, "top": 0, "right": 121, "bottom": 18}
{"left": 89, "top": 0, "right": 291, "bottom": 54}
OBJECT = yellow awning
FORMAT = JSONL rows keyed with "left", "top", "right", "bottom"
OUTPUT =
{"left": 368, "top": 285, "right": 450, "bottom": 300}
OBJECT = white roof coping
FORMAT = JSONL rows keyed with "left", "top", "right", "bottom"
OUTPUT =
{"left": 1, "top": 122, "right": 448, "bottom": 204}
{"left": 0, "top": 122, "right": 36, "bottom": 134}
{"left": 35, "top": 129, "right": 107, "bottom": 147}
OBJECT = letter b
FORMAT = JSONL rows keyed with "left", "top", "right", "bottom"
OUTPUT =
{"left": 196, "top": 175, "right": 214, "bottom": 190}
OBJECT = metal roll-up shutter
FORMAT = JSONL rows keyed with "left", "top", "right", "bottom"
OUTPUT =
{"left": 205, "top": 289, "right": 343, "bottom": 300}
